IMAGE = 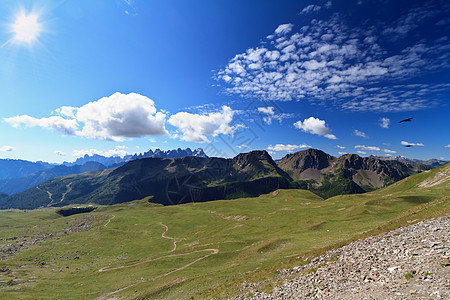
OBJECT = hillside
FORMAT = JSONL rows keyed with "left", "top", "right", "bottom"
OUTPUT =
{"left": 0, "top": 151, "right": 292, "bottom": 209}
{"left": 0, "top": 149, "right": 433, "bottom": 209}
{"left": 277, "top": 149, "right": 428, "bottom": 198}
{"left": 0, "top": 163, "right": 448, "bottom": 299}
{"left": 0, "top": 159, "right": 53, "bottom": 180}
{"left": 0, "top": 162, "right": 106, "bottom": 195}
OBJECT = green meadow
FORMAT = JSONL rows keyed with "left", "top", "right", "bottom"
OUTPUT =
{"left": 0, "top": 165, "right": 448, "bottom": 299}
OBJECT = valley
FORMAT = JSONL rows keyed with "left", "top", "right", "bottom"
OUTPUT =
{"left": 0, "top": 163, "right": 448, "bottom": 299}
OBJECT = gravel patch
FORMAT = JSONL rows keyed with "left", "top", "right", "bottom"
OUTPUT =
{"left": 236, "top": 215, "right": 450, "bottom": 299}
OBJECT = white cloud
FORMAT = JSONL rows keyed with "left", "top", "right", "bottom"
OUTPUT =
{"left": 72, "top": 146, "right": 128, "bottom": 158}
{"left": 4, "top": 92, "right": 168, "bottom": 142}
{"left": 300, "top": 5, "right": 321, "bottom": 14}
{"left": 357, "top": 151, "right": 366, "bottom": 155}
{"left": 168, "top": 106, "right": 237, "bottom": 143}
{"left": 215, "top": 2, "right": 450, "bottom": 112}
{"left": 0, "top": 145, "right": 15, "bottom": 152}
{"left": 401, "top": 141, "right": 424, "bottom": 147}
{"left": 267, "top": 144, "right": 310, "bottom": 152}
{"left": 337, "top": 145, "right": 345, "bottom": 149}
{"left": 338, "top": 151, "right": 347, "bottom": 155}
{"left": 294, "top": 117, "right": 337, "bottom": 139}
{"left": 379, "top": 117, "right": 390, "bottom": 129}
{"left": 445, "top": 145, "right": 450, "bottom": 148}
{"left": 383, "top": 149, "right": 397, "bottom": 154}
{"left": 256, "top": 106, "right": 292, "bottom": 125}
{"left": 355, "top": 145, "right": 380, "bottom": 151}
{"left": 353, "top": 130, "right": 368, "bottom": 138}
{"left": 274, "top": 24, "right": 293, "bottom": 35}
{"left": 55, "top": 150, "right": 66, "bottom": 156}
{"left": 355, "top": 145, "right": 396, "bottom": 154}
{"left": 75, "top": 92, "right": 167, "bottom": 141}
{"left": 5, "top": 115, "right": 79, "bottom": 135}
{"left": 237, "top": 144, "right": 250, "bottom": 149}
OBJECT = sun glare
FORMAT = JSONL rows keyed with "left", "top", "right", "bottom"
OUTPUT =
{"left": 11, "top": 11, "right": 42, "bottom": 45}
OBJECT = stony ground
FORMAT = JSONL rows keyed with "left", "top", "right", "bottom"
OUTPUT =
{"left": 237, "top": 215, "right": 450, "bottom": 299}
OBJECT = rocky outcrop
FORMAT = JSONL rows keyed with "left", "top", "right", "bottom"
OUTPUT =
{"left": 277, "top": 149, "right": 425, "bottom": 194}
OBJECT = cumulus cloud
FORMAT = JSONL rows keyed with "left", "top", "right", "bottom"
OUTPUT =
{"left": 256, "top": 106, "right": 292, "bottom": 125}
{"left": 337, "top": 145, "right": 346, "bottom": 149}
{"left": 338, "top": 151, "right": 347, "bottom": 155}
{"left": 72, "top": 146, "right": 128, "bottom": 158}
{"left": 294, "top": 117, "right": 337, "bottom": 139}
{"left": 355, "top": 145, "right": 380, "bottom": 151}
{"left": 55, "top": 151, "right": 66, "bottom": 156}
{"left": 355, "top": 145, "right": 396, "bottom": 153}
{"left": 357, "top": 151, "right": 366, "bottom": 155}
{"left": 168, "top": 106, "right": 238, "bottom": 143}
{"left": 5, "top": 115, "right": 79, "bottom": 135}
{"left": 379, "top": 117, "right": 390, "bottom": 129}
{"left": 0, "top": 145, "right": 15, "bottom": 152}
{"left": 445, "top": 145, "right": 450, "bottom": 148}
{"left": 215, "top": 1, "right": 450, "bottom": 112}
{"left": 267, "top": 144, "right": 310, "bottom": 152}
{"left": 4, "top": 93, "right": 168, "bottom": 142}
{"left": 353, "top": 129, "right": 368, "bottom": 138}
{"left": 300, "top": 4, "right": 321, "bottom": 14}
{"left": 274, "top": 24, "right": 293, "bottom": 35}
{"left": 75, "top": 93, "right": 167, "bottom": 141}
{"left": 401, "top": 141, "right": 424, "bottom": 147}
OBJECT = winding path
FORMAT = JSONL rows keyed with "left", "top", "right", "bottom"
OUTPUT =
{"left": 60, "top": 182, "right": 73, "bottom": 203}
{"left": 103, "top": 215, "right": 115, "bottom": 228}
{"left": 96, "top": 223, "right": 219, "bottom": 299}
{"left": 160, "top": 222, "right": 185, "bottom": 252}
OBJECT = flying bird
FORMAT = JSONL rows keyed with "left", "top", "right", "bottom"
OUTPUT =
{"left": 399, "top": 118, "right": 413, "bottom": 123}
{"left": 404, "top": 145, "right": 413, "bottom": 147}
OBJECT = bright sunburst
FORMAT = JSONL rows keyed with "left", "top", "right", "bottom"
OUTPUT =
{"left": 11, "top": 10, "right": 42, "bottom": 45}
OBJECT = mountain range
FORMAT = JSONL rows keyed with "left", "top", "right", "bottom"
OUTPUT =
{"left": 62, "top": 147, "right": 207, "bottom": 167}
{"left": 0, "top": 148, "right": 442, "bottom": 210}
{"left": 0, "top": 148, "right": 207, "bottom": 195}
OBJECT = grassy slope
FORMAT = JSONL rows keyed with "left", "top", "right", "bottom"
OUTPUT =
{"left": 0, "top": 165, "right": 448, "bottom": 299}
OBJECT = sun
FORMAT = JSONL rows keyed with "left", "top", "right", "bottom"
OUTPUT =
{"left": 11, "top": 10, "right": 42, "bottom": 45}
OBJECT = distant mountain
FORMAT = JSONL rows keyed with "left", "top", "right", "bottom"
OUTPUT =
{"left": 0, "top": 151, "right": 292, "bottom": 209}
{"left": 369, "top": 155, "right": 449, "bottom": 167}
{"left": 134, "top": 147, "right": 208, "bottom": 159}
{"left": 0, "top": 159, "right": 53, "bottom": 180}
{"left": 0, "top": 161, "right": 106, "bottom": 195}
{"left": 63, "top": 148, "right": 208, "bottom": 167}
{"left": 0, "top": 149, "right": 439, "bottom": 209}
{"left": 277, "top": 149, "right": 430, "bottom": 198}
{"left": 0, "top": 192, "right": 8, "bottom": 199}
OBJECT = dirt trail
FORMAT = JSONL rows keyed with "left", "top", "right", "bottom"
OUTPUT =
{"left": 36, "top": 186, "right": 55, "bottom": 206}
{"left": 60, "top": 182, "right": 73, "bottom": 203}
{"left": 160, "top": 222, "right": 185, "bottom": 252}
{"left": 97, "top": 223, "right": 219, "bottom": 299}
{"left": 103, "top": 215, "right": 115, "bottom": 228}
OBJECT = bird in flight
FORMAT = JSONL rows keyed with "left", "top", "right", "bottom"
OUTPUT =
{"left": 404, "top": 145, "right": 413, "bottom": 147}
{"left": 399, "top": 118, "right": 413, "bottom": 123}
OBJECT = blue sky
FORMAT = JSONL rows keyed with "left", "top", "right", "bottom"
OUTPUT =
{"left": 0, "top": 0, "right": 449, "bottom": 163}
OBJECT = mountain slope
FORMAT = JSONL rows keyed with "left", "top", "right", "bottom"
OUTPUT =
{"left": 277, "top": 149, "right": 428, "bottom": 198}
{"left": 0, "top": 162, "right": 106, "bottom": 195}
{"left": 0, "top": 159, "right": 53, "bottom": 180}
{"left": 0, "top": 151, "right": 292, "bottom": 209}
